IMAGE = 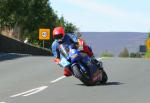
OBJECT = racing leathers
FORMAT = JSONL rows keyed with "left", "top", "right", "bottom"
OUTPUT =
{"left": 51, "top": 33, "right": 102, "bottom": 76}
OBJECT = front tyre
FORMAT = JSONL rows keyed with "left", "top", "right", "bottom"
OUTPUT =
{"left": 72, "top": 65, "right": 82, "bottom": 79}
{"left": 72, "top": 65, "right": 92, "bottom": 86}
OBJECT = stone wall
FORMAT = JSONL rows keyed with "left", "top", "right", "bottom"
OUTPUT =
{"left": 0, "top": 34, "right": 52, "bottom": 56}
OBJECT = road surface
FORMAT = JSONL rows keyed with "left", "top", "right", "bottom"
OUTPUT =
{"left": 0, "top": 54, "right": 150, "bottom": 103}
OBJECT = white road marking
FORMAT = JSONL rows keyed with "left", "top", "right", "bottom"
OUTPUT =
{"left": 10, "top": 86, "right": 48, "bottom": 97}
{"left": 51, "top": 76, "right": 66, "bottom": 83}
{"left": 7, "top": 57, "right": 104, "bottom": 99}
{"left": 10, "top": 76, "right": 66, "bottom": 98}
{"left": 8, "top": 57, "right": 104, "bottom": 99}
{"left": 0, "top": 102, "right": 7, "bottom": 103}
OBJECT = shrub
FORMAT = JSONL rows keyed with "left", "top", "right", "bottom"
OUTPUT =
{"left": 130, "top": 52, "right": 141, "bottom": 58}
{"left": 144, "top": 50, "right": 150, "bottom": 58}
{"left": 101, "top": 51, "right": 114, "bottom": 57}
{"left": 119, "top": 47, "right": 129, "bottom": 57}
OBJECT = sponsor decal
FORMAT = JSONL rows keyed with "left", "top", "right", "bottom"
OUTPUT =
{"left": 71, "top": 54, "right": 78, "bottom": 59}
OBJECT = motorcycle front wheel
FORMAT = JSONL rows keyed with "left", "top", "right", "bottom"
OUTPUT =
{"left": 72, "top": 64, "right": 93, "bottom": 86}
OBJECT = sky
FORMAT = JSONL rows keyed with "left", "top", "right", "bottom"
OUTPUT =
{"left": 50, "top": 0, "right": 150, "bottom": 32}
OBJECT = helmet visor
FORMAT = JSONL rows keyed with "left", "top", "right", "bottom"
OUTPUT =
{"left": 54, "top": 34, "right": 63, "bottom": 39}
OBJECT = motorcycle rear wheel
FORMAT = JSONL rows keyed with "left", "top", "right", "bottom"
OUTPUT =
{"left": 100, "top": 70, "right": 108, "bottom": 84}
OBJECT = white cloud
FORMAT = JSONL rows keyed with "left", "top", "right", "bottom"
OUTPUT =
{"left": 51, "top": 0, "right": 150, "bottom": 31}
{"left": 64, "top": 0, "right": 127, "bottom": 17}
{"left": 64, "top": 0, "right": 150, "bottom": 26}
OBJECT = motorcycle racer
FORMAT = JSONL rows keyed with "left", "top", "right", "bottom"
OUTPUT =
{"left": 51, "top": 26, "right": 102, "bottom": 77}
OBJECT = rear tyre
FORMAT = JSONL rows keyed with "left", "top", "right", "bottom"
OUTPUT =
{"left": 100, "top": 70, "right": 108, "bottom": 84}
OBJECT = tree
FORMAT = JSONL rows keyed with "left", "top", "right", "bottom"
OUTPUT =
{"left": 65, "top": 22, "right": 78, "bottom": 33}
{"left": 55, "top": 16, "right": 78, "bottom": 33}
{"left": 119, "top": 47, "right": 129, "bottom": 57}
{"left": 130, "top": 52, "right": 141, "bottom": 58}
{"left": 148, "top": 32, "right": 150, "bottom": 38}
{"left": 101, "top": 51, "right": 114, "bottom": 57}
{"left": 0, "top": 0, "right": 78, "bottom": 47}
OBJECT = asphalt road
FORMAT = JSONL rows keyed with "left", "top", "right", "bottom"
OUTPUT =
{"left": 0, "top": 54, "right": 150, "bottom": 103}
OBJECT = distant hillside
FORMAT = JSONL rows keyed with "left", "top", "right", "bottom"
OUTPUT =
{"left": 80, "top": 32, "right": 148, "bottom": 57}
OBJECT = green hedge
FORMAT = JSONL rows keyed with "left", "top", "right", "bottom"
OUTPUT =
{"left": 144, "top": 50, "right": 150, "bottom": 58}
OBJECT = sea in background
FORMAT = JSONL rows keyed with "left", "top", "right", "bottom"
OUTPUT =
{"left": 80, "top": 32, "right": 148, "bottom": 57}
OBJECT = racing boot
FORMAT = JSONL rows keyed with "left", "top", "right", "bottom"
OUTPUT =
{"left": 64, "top": 67, "right": 72, "bottom": 77}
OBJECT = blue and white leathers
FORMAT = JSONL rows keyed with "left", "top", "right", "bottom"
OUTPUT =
{"left": 51, "top": 33, "right": 78, "bottom": 68}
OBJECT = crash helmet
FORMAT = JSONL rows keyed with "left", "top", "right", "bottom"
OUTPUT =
{"left": 53, "top": 27, "right": 65, "bottom": 39}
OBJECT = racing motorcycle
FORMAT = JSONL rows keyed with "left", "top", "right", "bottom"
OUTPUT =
{"left": 56, "top": 43, "right": 108, "bottom": 86}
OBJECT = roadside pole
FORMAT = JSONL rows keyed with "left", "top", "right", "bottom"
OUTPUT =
{"left": 43, "top": 40, "right": 45, "bottom": 48}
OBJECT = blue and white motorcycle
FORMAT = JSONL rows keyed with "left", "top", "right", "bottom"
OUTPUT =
{"left": 58, "top": 43, "right": 108, "bottom": 86}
